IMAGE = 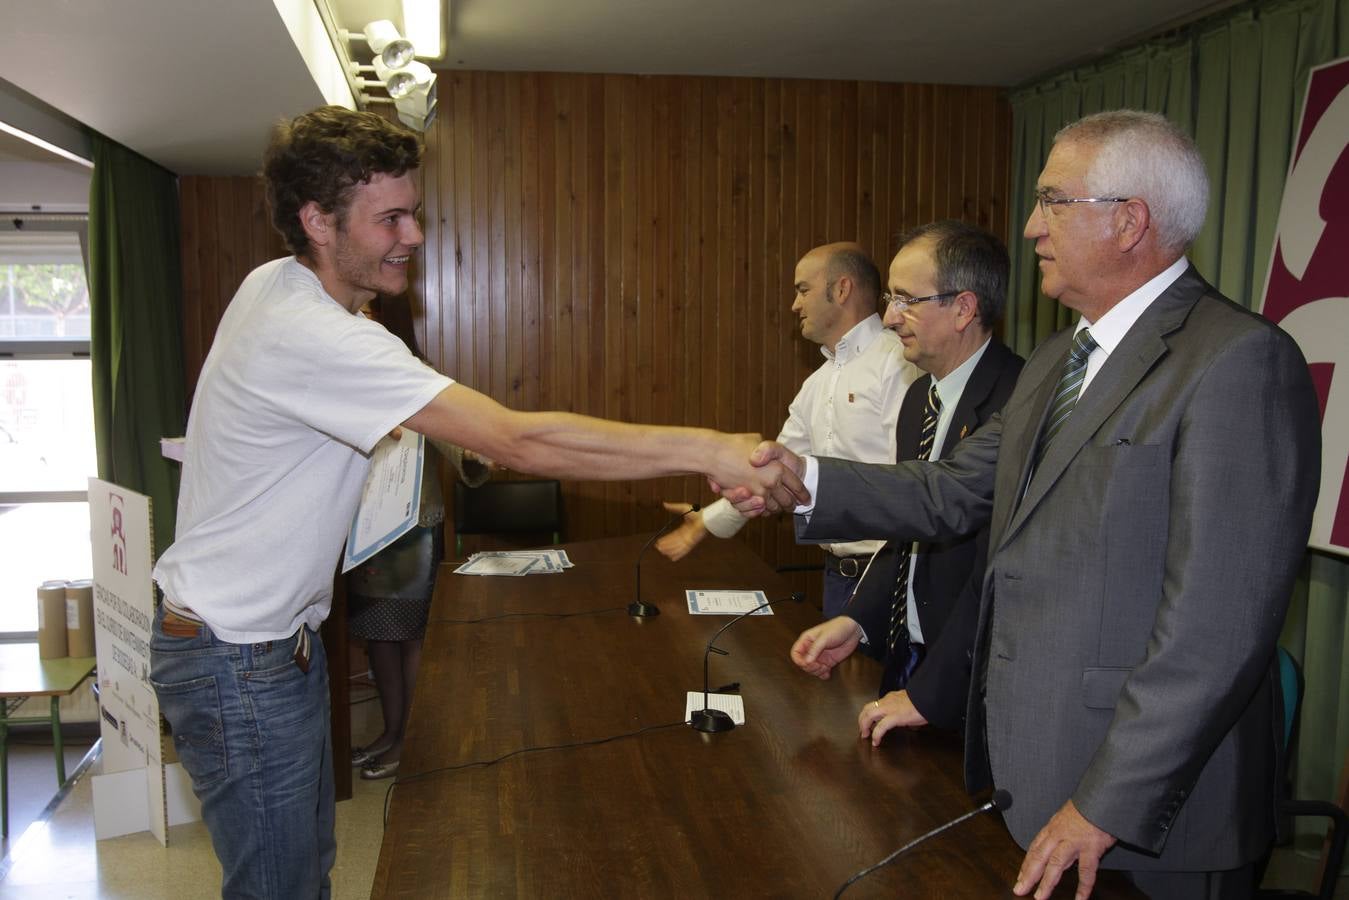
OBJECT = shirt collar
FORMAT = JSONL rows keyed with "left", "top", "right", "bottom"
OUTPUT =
{"left": 822, "top": 313, "right": 885, "bottom": 361}
{"left": 932, "top": 336, "right": 991, "bottom": 410}
{"left": 1074, "top": 256, "right": 1189, "bottom": 354}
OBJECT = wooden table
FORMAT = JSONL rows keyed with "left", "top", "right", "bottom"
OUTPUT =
{"left": 373, "top": 536, "right": 1139, "bottom": 898}
{"left": 0, "top": 643, "right": 96, "bottom": 836}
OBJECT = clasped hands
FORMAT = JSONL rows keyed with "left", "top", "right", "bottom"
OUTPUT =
{"left": 708, "top": 439, "right": 805, "bottom": 515}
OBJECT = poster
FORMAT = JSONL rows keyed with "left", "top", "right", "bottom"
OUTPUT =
{"left": 1258, "top": 55, "right": 1349, "bottom": 557}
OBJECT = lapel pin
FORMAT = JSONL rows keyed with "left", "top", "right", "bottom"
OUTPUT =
{"left": 960, "top": 425, "right": 969, "bottom": 439}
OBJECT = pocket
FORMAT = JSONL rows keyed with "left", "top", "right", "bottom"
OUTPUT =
{"left": 151, "top": 675, "right": 229, "bottom": 788}
{"left": 1081, "top": 666, "right": 1133, "bottom": 709}
{"left": 246, "top": 652, "right": 323, "bottom": 738}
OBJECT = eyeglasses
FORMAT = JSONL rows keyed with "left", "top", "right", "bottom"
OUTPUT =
{"left": 881, "top": 291, "right": 960, "bottom": 313}
{"left": 1035, "top": 188, "right": 1128, "bottom": 217}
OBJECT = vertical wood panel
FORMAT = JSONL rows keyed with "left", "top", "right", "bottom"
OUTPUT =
{"left": 178, "top": 72, "right": 1011, "bottom": 575}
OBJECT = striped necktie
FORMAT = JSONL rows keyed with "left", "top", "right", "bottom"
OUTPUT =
{"left": 888, "top": 381, "right": 941, "bottom": 653}
{"left": 1033, "top": 328, "right": 1097, "bottom": 471}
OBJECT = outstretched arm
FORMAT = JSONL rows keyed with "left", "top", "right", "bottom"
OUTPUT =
{"left": 404, "top": 384, "right": 811, "bottom": 510}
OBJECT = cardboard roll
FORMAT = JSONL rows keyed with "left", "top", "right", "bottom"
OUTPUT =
{"left": 37, "top": 579, "right": 69, "bottom": 659}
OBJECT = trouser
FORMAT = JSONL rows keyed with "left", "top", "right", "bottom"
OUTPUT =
{"left": 1128, "top": 863, "right": 1254, "bottom": 899}
{"left": 150, "top": 604, "right": 335, "bottom": 900}
{"left": 822, "top": 554, "right": 869, "bottom": 619}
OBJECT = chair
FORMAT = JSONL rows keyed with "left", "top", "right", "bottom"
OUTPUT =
{"left": 452, "top": 479, "right": 563, "bottom": 556}
{"left": 1257, "top": 647, "right": 1348, "bottom": 900}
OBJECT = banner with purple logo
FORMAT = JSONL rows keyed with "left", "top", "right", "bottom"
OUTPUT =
{"left": 1259, "top": 55, "right": 1349, "bottom": 558}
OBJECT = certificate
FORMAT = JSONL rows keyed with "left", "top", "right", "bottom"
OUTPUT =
{"left": 685, "top": 589, "right": 772, "bottom": 615}
{"left": 342, "top": 430, "right": 424, "bottom": 573}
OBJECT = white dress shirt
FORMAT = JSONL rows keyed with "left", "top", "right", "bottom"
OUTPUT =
{"left": 796, "top": 256, "right": 1192, "bottom": 512}
{"left": 703, "top": 313, "right": 919, "bottom": 556}
{"left": 1075, "top": 255, "right": 1190, "bottom": 392}
{"left": 899, "top": 337, "right": 991, "bottom": 642}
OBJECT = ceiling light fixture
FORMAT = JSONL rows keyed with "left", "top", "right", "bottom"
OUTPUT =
{"left": 401, "top": 0, "right": 443, "bottom": 60}
{"left": 341, "top": 20, "right": 416, "bottom": 69}
{"left": 0, "top": 120, "right": 93, "bottom": 169}
{"left": 336, "top": 18, "right": 438, "bottom": 132}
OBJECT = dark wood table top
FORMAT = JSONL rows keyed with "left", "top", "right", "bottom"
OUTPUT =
{"left": 373, "top": 535, "right": 1139, "bottom": 899}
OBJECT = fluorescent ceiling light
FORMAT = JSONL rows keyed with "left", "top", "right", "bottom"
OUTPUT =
{"left": 402, "top": 0, "right": 442, "bottom": 59}
{"left": 0, "top": 120, "right": 93, "bottom": 169}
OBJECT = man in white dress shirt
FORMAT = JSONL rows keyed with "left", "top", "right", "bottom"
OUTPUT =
{"left": 657, "top": 241, "right": 918, "bottom": 617}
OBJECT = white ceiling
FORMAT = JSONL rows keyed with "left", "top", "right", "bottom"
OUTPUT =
{"left": 0, "top": 0, "right": 1230, "bottom": 176}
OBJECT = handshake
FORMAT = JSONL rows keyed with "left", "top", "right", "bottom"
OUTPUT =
{"left": 706, "top": 436, "right": 806, "bottom": 516}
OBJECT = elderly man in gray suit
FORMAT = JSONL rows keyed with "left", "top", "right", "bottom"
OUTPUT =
{"left": 731, "top": 110, "right": 1321, "bottom": 899}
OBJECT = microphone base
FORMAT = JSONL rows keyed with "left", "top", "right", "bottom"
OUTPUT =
{"left": 627, "top": 601, "right": 661, "bottom": 617}
{"left": 690, "top": 708, "right": 736, "bottom": 733}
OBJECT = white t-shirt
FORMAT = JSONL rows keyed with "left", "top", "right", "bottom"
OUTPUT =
{"left": 153, "top": 258, "right": 453, "bottom": 643}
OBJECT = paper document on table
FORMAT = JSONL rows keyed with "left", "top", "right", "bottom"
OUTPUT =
{"left": 343, "top": 431, "right": 423, "bottom": 573}
{"left": 453, "top": 555, "right": 540, "bottom": 576}
{"left": 684, "top": 691, "right": 746, "bottom": 725}
{"left": 454, "top": 549, "right": 573, "bottom": 576}
{"left": 471, "top": 549, "right": 573, "bottom": 572}
{"left": 685, "top": 589, "right": 771, "bottom": 615}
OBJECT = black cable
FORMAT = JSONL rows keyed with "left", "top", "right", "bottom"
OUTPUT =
{"left": 381, "top": 719, "right": 687, "bottom": 828}
{"left": 427, "top": 605, "right": 626, "bottom": 625}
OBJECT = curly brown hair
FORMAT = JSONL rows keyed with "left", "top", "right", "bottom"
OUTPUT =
{"left": 262, "top": 106, "right": 423, "bottom": 256}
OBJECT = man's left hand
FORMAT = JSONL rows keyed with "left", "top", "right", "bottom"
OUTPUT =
{"left": 1014, "top": 800, "right": 1117, "bottom": 900}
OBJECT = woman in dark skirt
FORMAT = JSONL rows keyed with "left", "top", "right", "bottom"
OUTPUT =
{"left": 348, "top": 440, "right": 488, "bottom": 778}
{"left": 349, "top": 297, "right": 492, "bottom": 779}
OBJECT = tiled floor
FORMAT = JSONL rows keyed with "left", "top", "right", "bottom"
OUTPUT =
{"left": 0, "top": 679, "right": 393, "bottom": 900}
{"left": 0, "top": 687, "right": 1344, "bottom": 898}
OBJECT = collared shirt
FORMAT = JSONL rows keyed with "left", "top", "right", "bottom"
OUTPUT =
{"left": 797, "top": 256, "right": 1192, "bottom": 512}
{"left": 1076, "top": 255, "right": 1189, "bottom": 394}
{"left": 704, "top": 313, "right": 919, "bottom": 556}
{"left": 900, "top": 336, "right": 991, "bottom": 642}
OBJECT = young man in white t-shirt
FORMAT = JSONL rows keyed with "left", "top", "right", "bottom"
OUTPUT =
{"left": 150, "top": 106, "right": 806, "bottom": 899}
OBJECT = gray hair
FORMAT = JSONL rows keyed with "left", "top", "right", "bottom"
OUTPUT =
{"left": 1055, "top": 110, "right": 1209, "bottom": 252}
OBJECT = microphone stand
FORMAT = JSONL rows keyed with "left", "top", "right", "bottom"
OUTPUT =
{"left": 833, "top": 790, "right": 1013, "bottom": 898}
{"left": 690, "top": 592, "right": 804, "bottom": 733}
{"left": 629, "top": 503, "right": 700, "bottom": 617}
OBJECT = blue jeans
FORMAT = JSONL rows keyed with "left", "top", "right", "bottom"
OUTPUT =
{"left": 150, "top": 604, "right": 335, "bottom": 900}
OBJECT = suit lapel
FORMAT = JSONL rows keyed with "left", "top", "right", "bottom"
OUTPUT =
{"left": 895, "top": 374, "right": 932, "bottom": 461}
{"left": 940, "top": 342, "right": 1007, "bottom": 460}
{"left": 991, "top": 335, "right": 1068, "bottom": 545}
{"left": 1001, "top": 268, "right": 1207, "bottom": 544}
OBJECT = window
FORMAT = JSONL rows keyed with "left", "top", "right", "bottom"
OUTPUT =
{"left": 0, "top": 219, "right": 94, "bottom": 636}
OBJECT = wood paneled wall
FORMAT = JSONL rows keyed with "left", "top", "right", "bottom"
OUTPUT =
{"left": 178, "top": 70, "right": 1011, "bottom": 584}
{"left": 178, "top": 176, "right": 286, "bottom": 400}
{"left": 415, "top": 71, "right": 1010, "bottom": 578}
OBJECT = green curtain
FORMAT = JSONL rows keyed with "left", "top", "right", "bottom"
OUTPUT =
{"left": 1008, "top": 0, "right": 1349, "bottom": 870}
{"left": 89, "top": 134, "right": 186, "bottom": 554}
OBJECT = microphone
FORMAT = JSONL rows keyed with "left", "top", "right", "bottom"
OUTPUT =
{"left": 690, "top": 592, "right": 806, "bottom": 733}
{"left": 629, "top": 503, "right": 700, "bottom": 617}
{"left": 833, "top": 790, "right": 1013, "bottom": 898}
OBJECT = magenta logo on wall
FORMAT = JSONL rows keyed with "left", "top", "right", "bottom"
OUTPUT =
{"left": 1260, "top": 54, "right": 1349, "bottom": 557}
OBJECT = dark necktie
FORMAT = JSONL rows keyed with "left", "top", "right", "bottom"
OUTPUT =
{"left": 1033, "top": 328, "right": 1097, "bottom": 471}
{"left": 888, "top": 382, "right": 941, "bottom": 653}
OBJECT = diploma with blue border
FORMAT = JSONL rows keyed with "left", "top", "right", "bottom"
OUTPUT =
{"left": 343, "top": 430, "right": 424, "bottom": 573}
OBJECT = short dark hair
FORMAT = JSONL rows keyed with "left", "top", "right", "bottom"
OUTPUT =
{"left": 895, "top": 220, "right": 1008, "bottom": 330}
{"left": 262, "top": 106, "right": 423, "bottom": 256}
{"left": 823, "top": 247, "right": 883, "bottom": 308}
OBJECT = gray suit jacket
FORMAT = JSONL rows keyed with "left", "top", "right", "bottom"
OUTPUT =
{"left": 798, "top": 266, "right": 1320, "bottom": 871}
